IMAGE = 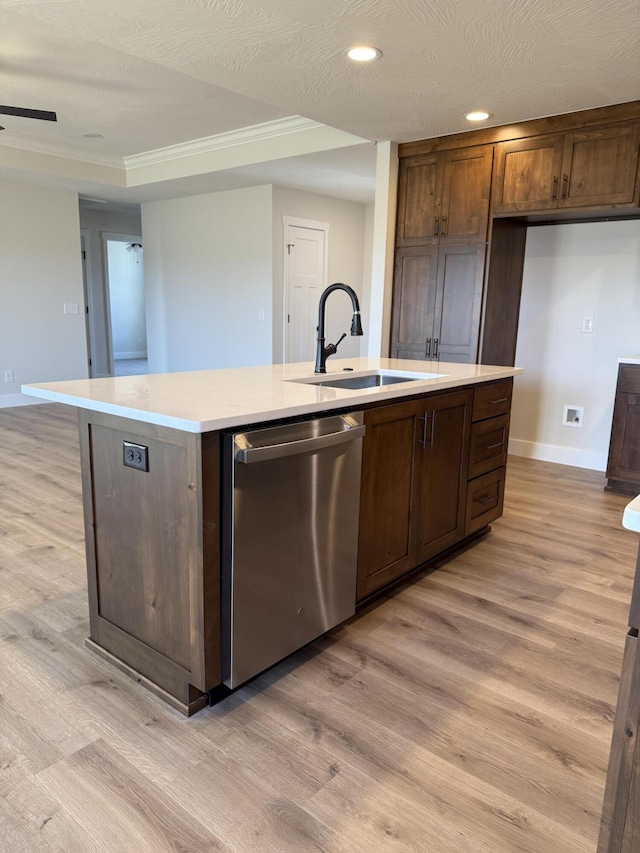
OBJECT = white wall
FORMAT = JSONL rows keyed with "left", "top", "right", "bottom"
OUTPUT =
{"left": 106, "top": 241, "right": 147, "bottom": 359}
{"left": 510, "top": 220, "right": 640, "bottom": 470}
{"left": 0, "top": 179, "right": 88, "bottom": 407}
{"left": 272, "top": 186, "right": 369, "bottom": 364}
{"left": 79, "top": 207, "right": 142, "bottom": 377}
{"left": 142, "top": 185, "right": 273, "bottom": 373}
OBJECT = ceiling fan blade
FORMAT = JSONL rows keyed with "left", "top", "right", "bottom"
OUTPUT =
{"left": 0, "top": 105, "right": 57, "bottom": 122}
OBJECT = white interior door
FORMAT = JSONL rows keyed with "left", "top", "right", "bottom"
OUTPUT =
{"left": 285, "top": 223, "right": 327, "bottom": 363}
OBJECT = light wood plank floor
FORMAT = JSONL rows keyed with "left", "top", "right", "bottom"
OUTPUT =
{"left": 0, "top": 403, "right": 635, "bottom": 852}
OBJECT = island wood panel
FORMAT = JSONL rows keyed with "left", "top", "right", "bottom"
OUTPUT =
{"left": 1, "top": 403, "right": 634, "bottom": 853}
{"left": 607, "top": 389, "right": 640, "bottom": 493}
{"left": 78, "top": 410, "right": 220, "bottom": 715}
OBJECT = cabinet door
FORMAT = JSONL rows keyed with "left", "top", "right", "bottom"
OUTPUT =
{"left": 432, "top": 245, "right": 485, "bottom": 364}
{"left": 492, "top": 134, "right": 564, "bottom": 213}
{"left": 390, "top": 246, "right": 439, "bottom": 360}
{"left": 607, "top": 393, "right": 640, "bottom": 486}
{"left": 357, "top": 400, "right": 420, "bottom": 600}
{"left": 396, "top": 154, "right": 443, "bottom": 245}
{"left": 413, "top": 389, "right": 472, "bottom": 565}
{"left": 439, "top": 145, "right": 493, "bottom": 244}
{"left": 560, "top": 123, "right": 640, "bottom": 208}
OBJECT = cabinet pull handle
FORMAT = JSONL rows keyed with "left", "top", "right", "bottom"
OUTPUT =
{"left": 425, "top": 337, "right": 432, "bottom": 358}
{"left": 433, "top": 338, "right": 439, "bottom": 359}
{"left": 489, "top": 397, "right": 509, "bottom": 404}
{"left": 478, "top": 495, "right": 495, "bottom": 505}
{"left": 440, "top": 216, "right": 447, "bottom": 237}
{"left": 484, "top": 441, "right": 503, "bottom": 450}
{"left": 418, "top": 413, "right": 428, "bottom": 448}
{"left": 552, "top": 176, "right": 558, "bottom": 200}
{"left": 561, "top": 174, "right": 568, "bottom": 199}
{"left": 418, "top": 412, "right": 434, "bottom": 449}
{"left": 433, "top": 217, "right": 439, "bottom": 238}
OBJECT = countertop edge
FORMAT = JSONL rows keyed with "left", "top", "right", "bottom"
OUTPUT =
{"left": 22, "top": 361, "right": 524, "bottom": 434}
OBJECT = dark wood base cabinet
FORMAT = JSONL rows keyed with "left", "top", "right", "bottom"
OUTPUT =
{"left": 357, "top": 378, "right": 512, "bottom": 601}
{"left": 78, "top": 379, "right": 514, "bottom": 714}
{"left": 607, "top": 364, "right": 640, "bottom": 495}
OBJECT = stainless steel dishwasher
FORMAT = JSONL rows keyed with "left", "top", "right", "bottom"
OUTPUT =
{"left": 221, "top": 412, "right": 365, "bottom": 689}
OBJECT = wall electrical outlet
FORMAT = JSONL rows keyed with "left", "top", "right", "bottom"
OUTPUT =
{"left": 563, "top": 405, "right": 584, "bottom": 428}
{"left": 582, "top": 316, "right": 594, "bottom": 333}
{"left": 258, "top": 309, "right": 265, "bottom": 321}
{"left": 123, "top": 441, "right": 149, "bottom": 471}
{"left": 4, "top": 370, "right": 14, "bottom": 383}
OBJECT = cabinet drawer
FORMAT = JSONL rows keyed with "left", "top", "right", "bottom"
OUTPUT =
{"left": 469, "top": 414, "right": 509, "bottom": 479}
{"left": 619, "top": 365, "right": 640, "bottom": 394}
{"left": 466, "top": 468, "right": 506, "bottom": 535}
{"left": 472, "top": 379, "right": 513, "bottom": 421}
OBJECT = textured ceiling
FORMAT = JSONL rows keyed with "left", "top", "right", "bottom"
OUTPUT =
{"left": 1, "top": 0, "right": 639, "bottom": 172}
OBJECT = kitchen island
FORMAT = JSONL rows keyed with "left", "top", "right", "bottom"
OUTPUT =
{"left": 24, "top": 357, "right": 522, "bottom": 715}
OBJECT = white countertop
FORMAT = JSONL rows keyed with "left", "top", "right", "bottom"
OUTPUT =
{"left": 623, "top": 495, "right": 640, "bottom": 533}
{"left": 22, "top": 358, "right": 523, "bottom": 433}
{"left": 618, "top": 358, "right": 640, "bottom": 365}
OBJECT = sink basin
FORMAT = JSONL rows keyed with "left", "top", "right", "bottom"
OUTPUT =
{"left": 291, "top": 370, "right": 445, "bottom": 390}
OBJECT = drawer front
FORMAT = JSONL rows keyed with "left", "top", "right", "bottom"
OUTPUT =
{"left": 473, "top": 379, "right": 513, "bottom": 421}
{"left": 619, "top": 365, "right": 640, "bottom": 394}
{"left": 469, "top": 414, "right": 509, "bottom": 479}
{"left": 466, "top": 468, "right": 506, "bottom": 535}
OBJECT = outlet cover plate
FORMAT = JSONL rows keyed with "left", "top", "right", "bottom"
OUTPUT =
{"left": 123, "top": 441, "right": 149, "bottom": 471}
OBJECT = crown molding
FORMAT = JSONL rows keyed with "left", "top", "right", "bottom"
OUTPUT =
{"left": 0, "top": 132, "right": 123, "bottom": 168}
{"left": 123, "top": 116, "right": 323, "bottom": 170}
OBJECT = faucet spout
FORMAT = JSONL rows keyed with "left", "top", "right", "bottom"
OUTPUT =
{"left": 314, "top": 283, "right": 363, "bottom": 374}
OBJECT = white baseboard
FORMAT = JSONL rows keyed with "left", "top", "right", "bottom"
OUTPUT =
{"left": 0, "top": 393, "right": 51, "bottom": 409}
{"left": 114, "top": 351, "right": 147, "bottom": 360}
{"left": 508, "top": 437, "right": 607, "bottom": 472}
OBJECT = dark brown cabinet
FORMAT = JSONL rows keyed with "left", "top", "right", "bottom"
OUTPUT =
{"left": 356, "top": 388, "right": 472, "bottom": 600}
{"left": 493, "top": 122, "right": 640, "bottom": 214}
{"left": 465, "top": 380, "right": 512, "bottom": 536}
{"left": 396, "top": 145, "right": 493, "bottom": 246}
{"left": 606, "top": 364, "right": 640, "bottom": 494}
{"left": 391, "top": 244, "right": 485, "bottom": 363}
{"left": 395, "top": 102, "right": 640, "bottom": 368}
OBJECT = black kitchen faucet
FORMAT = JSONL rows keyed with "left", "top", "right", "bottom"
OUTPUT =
{"left": 314, "top": 283, "right": 364, "bottom": 374}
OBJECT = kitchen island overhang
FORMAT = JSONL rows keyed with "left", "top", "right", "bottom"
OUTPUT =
{"left": 23, "top": 358, "right": 523, "bottom": 715}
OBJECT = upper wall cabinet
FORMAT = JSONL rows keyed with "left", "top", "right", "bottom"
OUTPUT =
{"left": 396, "top": 145, "right": 493, "bottom": 246}
{"left": 492, "top": 122, "right": 640, "bottom": 214}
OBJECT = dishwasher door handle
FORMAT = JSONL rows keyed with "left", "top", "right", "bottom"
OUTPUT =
{"left": 236, "top": 424, "right": 366, "bottom": 463}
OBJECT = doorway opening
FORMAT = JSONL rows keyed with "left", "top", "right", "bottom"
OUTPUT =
{"left": 103, "top": 233, "right": 147, "bottom": 376}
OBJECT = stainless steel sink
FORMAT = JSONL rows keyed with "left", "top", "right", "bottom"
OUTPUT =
{"left": 290, "top": 370, "right": 444, "bottom": 390}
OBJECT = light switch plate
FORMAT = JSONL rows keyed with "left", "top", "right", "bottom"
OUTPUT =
{"left": 64, "top": 303, "right": 80, "bottom": 315}
{"left": 582, "top": 316, "right": 594, "bottom": 333}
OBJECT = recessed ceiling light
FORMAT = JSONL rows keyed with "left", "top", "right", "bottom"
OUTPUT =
{"left": 82, "top": 132, "right": 104, "bottom": 139}
{"left": 465, "top": 111, "right": 492, "bottom": 122}
{"left": 346, "top": 46, "right": 382, "bottom": 62}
